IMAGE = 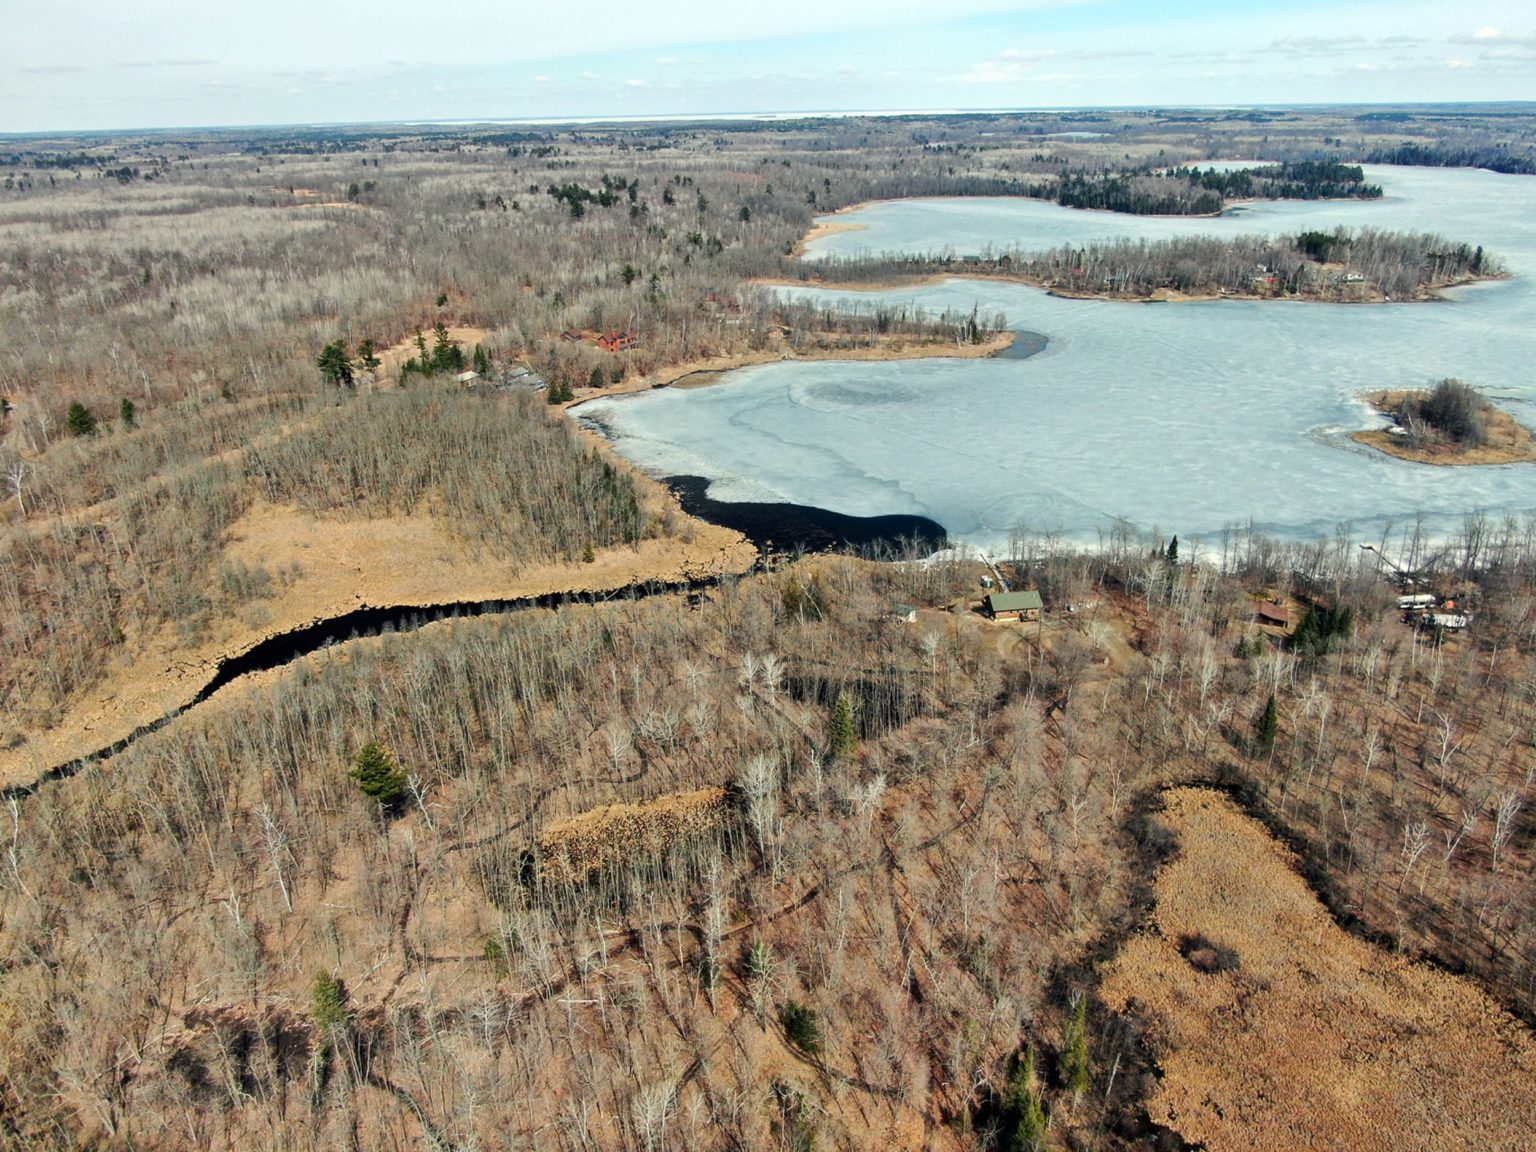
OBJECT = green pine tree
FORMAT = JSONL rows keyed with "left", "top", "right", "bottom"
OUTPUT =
{"left": 430, "top": 322, "right": 464, "bottom": 373}
{"left": 484, "top": 935, "right": 509, "bottom": 980}
{"left": 357, "top": 338, "right": 381, "bottom": 373}
{"left": 1061, "top": 995, "right": 1091, "bottom": 1100}
{"left": 829, "top": 692, "right": 856, "bottom": 762}
{"left": 1007, "top": 1047, "right": 1048, "bottom": 1152}
{"left": 349, "top": 741, "right": 407, "bottom": 812}
{"left": 311, "top": 970, "right": 349, "bottom": 1033}
{"left": 779, "top": 1001, "right": 822, "bottom": 1055}
{"left": 309, "top": 969, "right": 349, "bottom": 1070}
{"left": 316, "top": 339, "right": 354, "bottom": 387}
{"left": 1255, "top": 693, "right": 1279, "bottom": 756}
{"left": 118, "top": 398, "right": 136, "bottom": 429}
{"left": 66, "top": 402, "right": 97, "bottom": 437}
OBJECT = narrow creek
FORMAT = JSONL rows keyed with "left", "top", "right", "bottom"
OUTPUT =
{"left": 4, "top": 578, "right": 720, "bottom": 801}
{"left": 9, "top": 492, "right": 954, "bottom": 802}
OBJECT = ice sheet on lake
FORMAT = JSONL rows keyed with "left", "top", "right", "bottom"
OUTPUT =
{"left": 581, "top": 167, "right": 1536, "bottom": 551}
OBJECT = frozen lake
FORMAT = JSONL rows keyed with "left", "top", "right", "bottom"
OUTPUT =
{"left": 581, "top": 166, "right": 1536, "bottom": 550}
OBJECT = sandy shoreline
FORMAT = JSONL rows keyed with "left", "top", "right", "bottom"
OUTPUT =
{"left": 792, "top": 219, "right": 866, "bottom": 257}
{"left": 563, "top": 329, "right": 1018, "bottom": 408}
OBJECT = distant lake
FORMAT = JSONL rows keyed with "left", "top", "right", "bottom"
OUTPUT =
{"left": 582, "top": 166, "right": 1536, "bottom": 551}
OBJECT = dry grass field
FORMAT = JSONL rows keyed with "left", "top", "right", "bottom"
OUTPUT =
{"left": 1102, "top": 788, "right": 1536, "bottom": 1152}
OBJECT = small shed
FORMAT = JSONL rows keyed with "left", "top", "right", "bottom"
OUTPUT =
{"left": 891, "top": 604, "right": 918, "bottom": 624}
{"left": 984, "top": 590, "right": 1042, "bottom": 622}
{"left": 454, "top": 370, "right": 480, "bottom": 385}
{"left": 1254, "top": 602, "right": 1291, "bottom": 628}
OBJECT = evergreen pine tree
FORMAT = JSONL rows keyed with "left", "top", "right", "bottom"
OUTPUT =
{"left": 1256, "top": 693, "right": 1279, "bottom": 756}
{"left": 310, "top": 970, "right": 350, "bottom": 1064}
{"left": 119, "top": 398, "right": 136, "bottom": 428}
{"left": 1166, "top": 535, "right": 1179, "bottom": 565}
{"left": 66, "top": 402, "right": 97, "bottom": 437}
{"left": 316, "top": 339, "right": 354, "bottom": 386}
{"left": 311, "top": 970, "right": 349, "bottom": 1034}
{"left": 1007, "top": 1047, "right": 1048, "bottom": 1152}
{"left": 430, "top": 322, "right": 464, "bottom": 372}
{"left": 1061, "top": 995, "right": 1091, "bottom": 1100}
{"left": 484, "top": 935, "right": 509, "bottom": 980}
{"left": 357, "top": 338, "right": 381, "bottom": 374}
{"left": 349, "top": 741, "right": 407, "bottom": 812}
{"left": 829, "top": 692, "right": 856, "bottom": 762}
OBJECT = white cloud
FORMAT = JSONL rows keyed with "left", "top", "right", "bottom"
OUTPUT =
{"left": 1474, "top": 27, "right": 1503, "bottom": 39}
{"left": 957, "top": 60, "right": 1026, "bottom": 84}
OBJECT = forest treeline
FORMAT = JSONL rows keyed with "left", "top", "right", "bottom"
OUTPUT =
{"left": 804, "top": 226, "right": 1500, "bottom": 301}
{"left": 1054, "top": 160, "right": 1383, "bottom": 215}
{"left": 1364, "top": 142, "right": 1536, "bottom": 176}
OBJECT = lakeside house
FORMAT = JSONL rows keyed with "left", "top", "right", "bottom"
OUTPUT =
{"left": 701, "top": 292, "right": 745, "bottom": 322}
{"left": 984, "top": 590, "right": 1043, "bottom": 622}
{"left": 598, "top": 330, "right": 639, "bottom": 353}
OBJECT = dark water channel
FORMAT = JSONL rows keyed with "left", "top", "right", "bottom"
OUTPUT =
{"left": 4, "top": 578, "right": 720, "bottom": 800}
{"left": 7, "top": 494, "right": 954, "bottom": 800}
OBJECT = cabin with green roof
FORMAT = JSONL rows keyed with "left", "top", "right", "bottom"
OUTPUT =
{"left": 983, "top": 589, "right": 1043, "bottom": 622}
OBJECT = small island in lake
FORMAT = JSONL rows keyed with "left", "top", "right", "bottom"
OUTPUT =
{"left": 1352, "top": 379, "right": 1536, "bottom": 465}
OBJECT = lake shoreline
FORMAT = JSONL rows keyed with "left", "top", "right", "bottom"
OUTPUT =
{"left": 760, "top": 267, "right": 1504, "bottom": 304}
{"left": 563, "top": 329, "right": 1020, "bottom": 408}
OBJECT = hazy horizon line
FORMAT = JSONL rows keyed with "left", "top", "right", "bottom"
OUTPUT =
{"left": 6, "top": 99, "right": 1536, "bottom": 140}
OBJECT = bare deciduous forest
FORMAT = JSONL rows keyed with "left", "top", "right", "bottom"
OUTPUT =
{"left": 3, "top": 107, "right": 1536, "bottom": 1150}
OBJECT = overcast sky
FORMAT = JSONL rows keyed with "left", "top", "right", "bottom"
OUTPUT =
{"left": 4, "top": 0, "right": 1534, "bottom": 133}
